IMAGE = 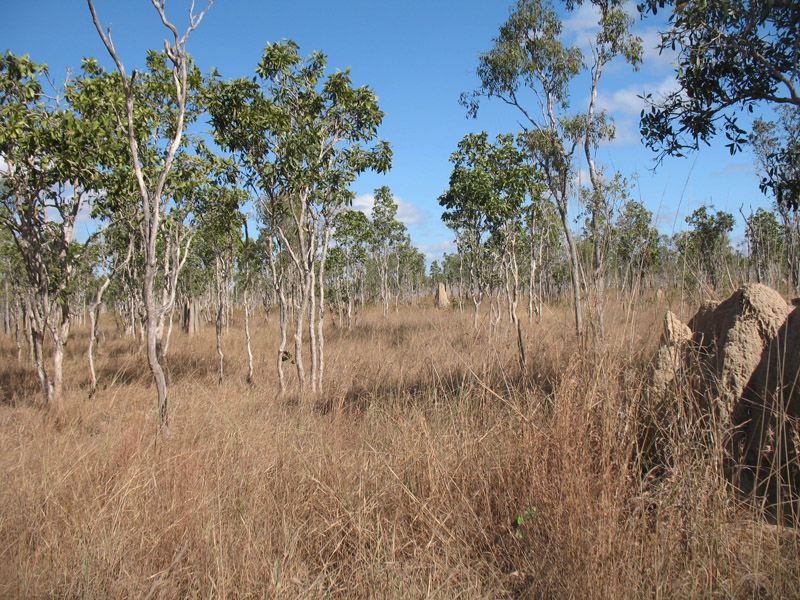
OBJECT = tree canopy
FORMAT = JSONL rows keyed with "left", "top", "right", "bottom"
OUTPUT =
{"left": 639, "top": 0, "right": 800, "bottom": 166}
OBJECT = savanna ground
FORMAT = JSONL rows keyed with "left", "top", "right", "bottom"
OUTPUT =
{"left": 1, "top": 293, "right": 798, "bottom": 599}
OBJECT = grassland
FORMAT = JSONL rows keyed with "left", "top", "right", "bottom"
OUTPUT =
{"left": 1, "top": 296, "right": 798, "bottom": 599}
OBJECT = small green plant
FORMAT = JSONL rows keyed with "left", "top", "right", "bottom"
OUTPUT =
{"left": 513, "top": 506, "right": 537, "bottom": 539}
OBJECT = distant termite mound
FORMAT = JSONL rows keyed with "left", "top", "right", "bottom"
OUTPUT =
{"left": 434, "top": 282, "right": 449, "bottom": 309}
{"left": 651, "top": 284, "right": 799, "bottom": 516}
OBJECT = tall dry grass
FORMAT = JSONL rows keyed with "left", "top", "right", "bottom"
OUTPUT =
{"left": 0, "top": 295, "right": 798, "bottom": 599}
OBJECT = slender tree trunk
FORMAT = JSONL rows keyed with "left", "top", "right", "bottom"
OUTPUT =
{"left": 215, "top": 255, "right": 225, "bottom": 384}
{"left": 88, "top": 301, "right": 100, "bottom": 393}
{"left": 244, "top": 288, "right": 253, "bottom": 384}
{"left": 316, "top": 226, "right": 331, "bottom": 391}
{"left": 277, "top": 291, "right": 288, "bottom": 392}
{"left": 346, "top": 295, "right": 353, "bottom": 330}
{"left": 556, "top": 203, "right": 583, "bottom": 338}
{"left": 308, "top": 261, "right": 318, "bottom": 392}
{"left": 294, "top": 271, "right": 309, "bottom": 388}
{"left": 163, "top": 301, "right": 176, "bottom": 357}
{"left": 31, "top": 328, "right": 52, "bottom": 405}
{"left": 23, "top": 297, "right": 34, "bottom": 364}
{"left": 144, "top": 260, "right": 169, "bottom": 431}
{"left": 14, "top": 298, "right": 22, "bottom": 363}
{"left": 267, "top": 235, "right": 287, "bottom": 393}
{"left": 50, "top": 309, "right": 69, "bottom": 408}
{"left": 507, "top": 243, "right": 526, "bottom": 375}
{"left": 3, "top": 279, "right": 9, "bottom": 336}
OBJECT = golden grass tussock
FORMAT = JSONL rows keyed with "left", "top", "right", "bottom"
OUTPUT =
{"left": 0, "top": 296, "right": 798, "bottom": 599}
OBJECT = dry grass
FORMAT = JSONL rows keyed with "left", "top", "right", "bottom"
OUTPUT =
{"left": 0, "top": 295, "right": 798, "bottom": 599}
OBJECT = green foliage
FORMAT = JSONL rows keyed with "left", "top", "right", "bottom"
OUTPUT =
{"left": 371, "top": 186, "right": 406, "bottom": 251}
{"left": 744, "top": 207, "right": 784, "bottom": 284}
{"left": 207, "top": 40, "right": 391, "bottom": 215}
{"left": 461, "top": 0, "right": 582, "bottom": 119}
{"left": 749, "top": 107, "right": 800, "bottom": 211}
{"left": 513, "top": 505, "right": 537, "bottom": 539}
{"left": 440, "top": 131, "right": 543, "bottom": 306}
{"left": 440, "top": 132, "right": 539, "bottom": 248}
{"left": 639, "top": 0, "right": 800, "bottom": 163}
{"left": 0, "top": 52, "right": 110, "bottom": 305}
{"left": 613, "top": 199, "right": 661, "bottom": 286}
{"left": 679, "top": 206, "right": 735, "bottom": 289}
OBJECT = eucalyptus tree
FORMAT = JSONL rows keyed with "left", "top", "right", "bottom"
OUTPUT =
{"left": 0, "top": 52, "right": 112, "bottom": 407}
{"left": 85, "top": 224, "right": 133, "bottom": 394}
{"left": 207, "top": 40, "right": 391, "bottom": 393}
{"left": 371, "top": 186, "right": 407, "bottom": 316}
{"left": 192, "top": 158, "right": 246, "bottom": 384}
{"left": 0, "top": 228, "right": 17, "bottom": 336}
{"left": 440, "top": 131, "right": 540, "bottom": 366}
{"left": 462, "top": 0, "right": 584, "bottom": 336}
{"left": 0, "top": 222, "right": 28, "bottom": 359}
{"left": 236, "top": 220, "right": 260, "bottom": 383}
{"left": 87, "top": 0, "right": 213, "bottom": 431}
{"left": 743, "top": 208, "right": 784, "bottom": 287}
{"left": 576, "top": 0, "right": 642, "bottom": 336}
{"left": 679, "top": 206, "right": 735, "bottom": 291}
{"left": 396, "top": 238, "right": 427, "bottom": 302}
{"left": 439, "top": 134, "right": 495, "bottom": 329}
{"left": 331, "top": 207, "right": 372, "bottom": 328}
{"left": 640, "top": 0, "right": 800, "bottom": 180}
{"left": 524, "top": 197, "right": 560, "bottom": 323}
{"left": 613, "top": 199, "right": 660, "bottom": 293}
{"left": 749, "top": 108, "right": 800, "bottom": 289}
{"left": 462, "top": 0, "right": 641, "bottom": 338}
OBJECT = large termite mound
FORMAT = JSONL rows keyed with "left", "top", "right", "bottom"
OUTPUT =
{"left": 734, "top": 304, "right": 800, "bottom": 508}
{"left": 687, "top": 284, "right": 791, "bottom": 421}
{"left": 650, "top": 284, "right": 800, "bottom": 515}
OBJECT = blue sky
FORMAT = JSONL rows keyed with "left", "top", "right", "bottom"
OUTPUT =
{"left": 2, "top": 1, "right": 773, "bottom": 262}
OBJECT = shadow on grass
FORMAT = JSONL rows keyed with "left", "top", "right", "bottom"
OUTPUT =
{"left": 316, "top": 363, "right": 541, "bottom": 417}
{"left": 0, "top": 362, "right": 40, "bottom": 404}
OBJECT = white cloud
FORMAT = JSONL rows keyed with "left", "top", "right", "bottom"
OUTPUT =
{"left": 563, "top": 2, "right": 601, "bottom": 52}
{"left": 418, "top": 239, "right": 457, "bottom": 263}
{"left": 352, "top": 192, "right": 424, "bottom": 226}
{"left": 419, "top": 240, "right": 456, "bottom": 254}
{"left": 596, "top": 76, "right": 678, "bottom": 118}
{"left": 638, "top": 26, "right": 678, "bottom": 71}
{"left": 352, "top": 193, "right": 374, "bottom": 213}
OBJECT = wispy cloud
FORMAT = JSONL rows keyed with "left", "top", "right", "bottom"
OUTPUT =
{"left": 589, "top": 76, "right": 679, "bottom": 147}
{"left": 562, "top": 1, "right": 677, "bottom": 75}
{"left": 562, "top": 2, "right": 601, "bottom": 53}
{"left": 597, "top": 76, "right": 678, "bottom": 118}
{"left": 709, "top": 162, "right": 754, "bottom": 179}
{"left": 418, "top": 239, "right": 457, "bottom": 263}
{"left": 638, "top": 26, "right": 678, "bottom": 71}
{"left": 353, "top": 192, "right": 424, "bottom": 226}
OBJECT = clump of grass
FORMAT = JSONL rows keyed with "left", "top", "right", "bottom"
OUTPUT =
{"left": 0, "top": 298, "right": 797, "bottom": 599}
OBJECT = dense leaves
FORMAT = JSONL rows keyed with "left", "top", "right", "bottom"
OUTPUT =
{"left": 639, "top": 0, "right": 800, "bottom": 165}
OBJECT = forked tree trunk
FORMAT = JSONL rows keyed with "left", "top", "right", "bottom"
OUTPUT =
{"left": 144, "top": 263, "right": 169, "bottom": 431}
